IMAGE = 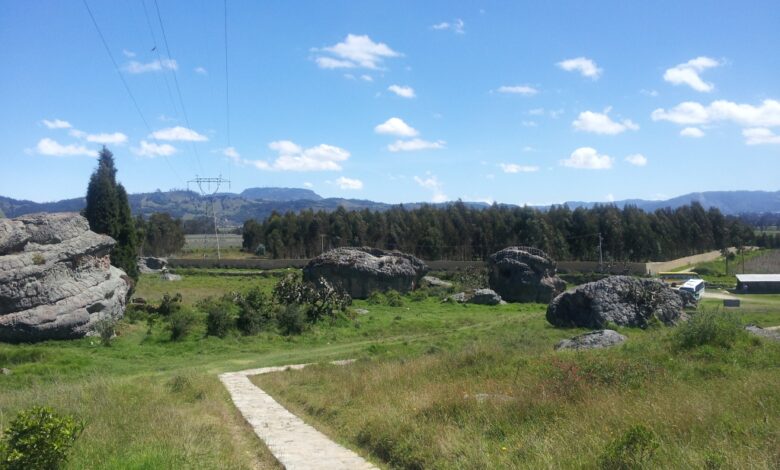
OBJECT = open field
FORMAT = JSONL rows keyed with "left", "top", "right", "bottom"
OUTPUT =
{"left": 1, "top": 270, "right": 779, "bottom": 468}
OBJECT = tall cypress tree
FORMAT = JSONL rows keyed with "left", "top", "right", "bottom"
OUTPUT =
{"left": 84, "top": 146, "right": 138, "bottom": 279}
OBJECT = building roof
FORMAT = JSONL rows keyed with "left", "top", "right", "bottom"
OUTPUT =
{"left": 735, "top": 274, "right": 780, "bottom": 283}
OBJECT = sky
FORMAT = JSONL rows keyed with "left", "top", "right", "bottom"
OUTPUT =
{"left": 1, "top": 0, "right": 779, "bottom": 205}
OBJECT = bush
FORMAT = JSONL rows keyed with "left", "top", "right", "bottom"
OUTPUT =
{"left": 202, "top": 297, "right": 235, "bottom": 338}
{"left": 273, "top": 273, "right": 351, "bottom": 323}
{"left": 410, "top": 289, "right": 428, "bottom": 302}
{"left": 237, "top": 287, "right": 275, "bottom": 335}
{"left": 367, "top": 291, "right": 386, "bottom": 305}
{"left": 92, "top": 315, "right": 116, "bottom": 346}
{"left": 157, "top": 292, "right": 183, "bottom": 316}
{"left": 277, "top": 303, "right": 306, "bottom": 335}
{"left": 168, "top": 308, "right": 197, "bottom": 341}
{"left": 598, "top": 425, "right": 659, "bottom": 469}
{"left": 674, "top": 311, "right": 742, "bottom": 350}
{"left": 0, "top": 406, "right": 84, "bottom": 470}
{"left": 31, "top": 253, "right": 45, "bottom": 266}
{"left": 385, "top": 290, "right": 404, "bottom": 307}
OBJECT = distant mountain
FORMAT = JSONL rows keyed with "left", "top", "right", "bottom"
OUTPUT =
{"left": 552, "top": 190, "right": 780, "bottom": 214}
{"left": 1, "top": 188, "right": 778, "bottom": 225}
{"left": 240, "top": 187, "right": 322, "bottom": 201}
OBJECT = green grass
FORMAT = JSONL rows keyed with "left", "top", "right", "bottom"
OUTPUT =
{"left": 3, "top": 269, "right": 780, "bottom": 468}
{"left": 685, "top": 249, "right": 771, "bottom": 288}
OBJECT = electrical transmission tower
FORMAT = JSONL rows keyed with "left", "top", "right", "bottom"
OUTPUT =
{"left": 187, "top": 175, "right": 230, "bottom": 260}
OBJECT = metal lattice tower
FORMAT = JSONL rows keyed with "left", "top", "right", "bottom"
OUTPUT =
{"left": 187, "top": 175, "right": 230, "bottom": 259}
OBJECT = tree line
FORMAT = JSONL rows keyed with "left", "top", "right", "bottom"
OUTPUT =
{"left": 242, "top": 202, "right": 762, "bottom": 262}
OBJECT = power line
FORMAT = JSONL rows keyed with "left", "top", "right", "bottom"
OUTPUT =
{"left": 81, "top": 0, "right": 182, "bottom": 182}
{"left": 224, "top": 0, "right": 231, "bottom": 147}
{"left": 153, "top": 0, "right": 204, "bottom": 173}
{"left": 140, "top": 0, "right": 179, "bottom": 119}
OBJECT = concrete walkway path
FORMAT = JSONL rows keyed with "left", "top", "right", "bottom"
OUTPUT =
{"left": 219, "top": 360, "right": 377, "bottom": 470}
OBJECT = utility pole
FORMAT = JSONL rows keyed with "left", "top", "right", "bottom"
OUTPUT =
{"left": 187, "top": 175, "right": 231, "bottom": 260}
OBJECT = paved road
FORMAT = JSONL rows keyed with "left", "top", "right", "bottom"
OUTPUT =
{"left": 220, "top": 361, "right": 377, "bottom": 470}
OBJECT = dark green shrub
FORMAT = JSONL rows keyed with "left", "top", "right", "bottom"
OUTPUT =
{"left": 598, "top": 425, "right": 659, "bottom": 469}
{"left": 0, "top": 406, "right": 84, "bottom": 470}
{"left": 273, "top": 273, "right": 351, "bottom": 323}
{"left": 410, "top": 289, "right": 428, "bottom": 302}
{"left": 31, "top": 253, "right": 45, "bottom": 266}
{"left": 674, "top": 311, "right": 742, "bottom": 350}
{"left": 168, "top": 308, "right": 197, "bottom": 341}
{"left": 237, "top": 288, "right": 275, "bottom": 335}
{"left": 385, "top": 290, "right": 404, "bottom": 307}
{"left": 202, "top": 297, "right": 235, "bottom": 338}
{"left": 157, "top": 292, "right": 183, "bottom": 316}
{"left": 367, "top": 291, "right": 386, "bottom": 305}
{"left": 92, "top": 315, "right": 116, "bottom": 346}
{"left": 277, "top": 303, "right": 306, "bottom": 335}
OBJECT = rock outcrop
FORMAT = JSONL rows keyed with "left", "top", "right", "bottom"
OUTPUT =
{"left": 487, "top": 247, "right": 566, "bottom": 303}
{"left": 555, "top": 329, "right": 627, "bottom": 351}
{"left": 468, "top": 288, "right": 502, "bottom": 305}
{"left": 0, "top": 213, "right": 130, "bottom": 342}
{"left": 546, "top": 275, "right": 686, "bottom": 329}
{"left": 303, "top": 247, "right": 428, "bottom": 299}
{"left": 138, "top": 256, "right": 168, "bottom": 273}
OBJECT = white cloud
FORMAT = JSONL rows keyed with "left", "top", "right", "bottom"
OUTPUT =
{"left": 663, "top": 56, "right": 721, "bottom": 92}
{"left": 315, "top": 34, "right": 401, "bottom": 70}
{"left": 360, "top": 74, "right": 373, "bottom": 82}
{"left": 522, "top": 146, "right": 535, "bottom": 152}
{"left": 743, "top": 127, "right": 780, "bottom": 145}
{"left": 521, "top": 121, "right": 537, "bottom": 127}
{"left": 624, "top": 153, "right": 647, "bottom": 166}
{"left": 150, "top": 126, "right": 208, "bottom": 142}
{"left": 222, "top": 146, "right": 241, "bottom": 163}
{"left": 680, "top": 127, "right": 705, "bottom": 138}
{"left": 132, "top": 140, "right": 177, "bottom": 158}
{"left": 560, "top": 147, "right": 613, "bottom": 169}
{"left": 572, "top": 109, "right": 639, "bottom": 135}
{"left": 388, "top": 84, "right": 415, "bottom": 98}
{"left": 303, "top": 182, "right": 313, "bottom": 188}
{"left": 194, "top": 66, "right": 207, "bottom": 75}
{"left": 414, "top": 175, "right": 447, "bottom": 202}
{"left": 432, "top": 18, "right": 465, "bottom": 34}
{"left": 374, "top": 117, "right": 418, "bottom": 137}
{"left": 500, "top": 163, "right": 539, "bottom": 173}
{"left": 336, "top": 176, "right": 363, "bottom": 189}
{"left": 641, "top": 89, "right": 659, "bottom": 97}
{"left": 557, "top": 57, "right": 602, "bottom": 79}
{"left": 122, "top": 49, "right": 136, "bottom": 58}
{"left": 84, "top": 132, "right": 128, "bottom": 145}
{"left": 123, "top": 59, "right": 178, "bottom": 74}
{"left": 42, "top": 119, "right": 72, "bottom": 129}
{"left": 651, "top": 99, "right": 780, "bottom": 127}
{"left": 497, "top": 85, "right": 538, "bottom": 96}
{"left": 34, "top": 138, "right": 96, "bottom": 157}
{"left": 388, "top": 139, "right": 445, "bottom": 152}
{"left": 252, "top": 141, "right": 351, "bottom": 171}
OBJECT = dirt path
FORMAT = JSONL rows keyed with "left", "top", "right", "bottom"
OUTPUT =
{"left": 220, "top": 361, "right": 377, "bottom": 470}
{"left": 702, "top": 290, "right": 739, "bottom": 300}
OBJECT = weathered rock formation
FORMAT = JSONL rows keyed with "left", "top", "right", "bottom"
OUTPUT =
{"left": 303, "top": 247, "right": 428, "bottom": 299}
{"left": 555, "top": 329, "right": 627, "bottom": 351}
{"left": 487, "top": 247, "right": 566, "bottom": 303}
{"left": 546, "top": 275, "right": 686, "bottom": 329}
{"left": 138, "top": 256, "right": 168, "bottom": 273}
{"left": 676, "top": 289, "right": 698, "bottom": 309}
{"left": 0, "top": 213, "right": 130, "bottom": 342}
{"left": 468, "top": 288, "right": 502, "bottom": 305}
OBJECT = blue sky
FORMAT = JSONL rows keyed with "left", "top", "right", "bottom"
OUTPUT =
{"left": 2, "top": 0, "right": 779, "bottom": 205}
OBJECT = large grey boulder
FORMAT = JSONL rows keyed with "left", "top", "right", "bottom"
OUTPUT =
{"left": 138, "top": 256, "right": 168, "bottom": 273}
{"left": 488, "top": 247, "right": 566, "bottom": 303}
{"left": 546, "top": 275, "right": 686, "bottom": 329}
{"left": 468, "top": 288, "right": 502, "bottom": 305}
{"left": 555, "top": 329, "right": 627, "bottom": 350}
{"left": 303, "top": 247, "right": 428, "bottom": 299}
{"left": 0, "top": 213, "right": 130, "bottom": 342}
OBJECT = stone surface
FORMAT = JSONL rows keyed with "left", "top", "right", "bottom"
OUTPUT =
{"left": 160, "top": 272, "right": 182, "bottom": 281}
{"left": 220, "top": 361, "right": 377, "bottom": 470}
{"left": 547, "top": 276, "right": 686, "bottom": 329}
{"left": 422, "top": 275, "right": 453, "bottom": 288}
{"left": 468, "top": 288, "right": 502, "bottom": 305}
{"left": 745, "top": 325, "right": 780, "bottom": 342}
{"left": 555, "top": 329, "right": 627, "bottom": 350}
{"left": 488, "top": 247, "right": 566, "bottom": 303}
{"left": 676, "top": 289, "right": 698, "bottom": 309}
{"left": 303, "top": 247, "right": 428, "bottom": 299}
{"left": 447, "top": 292, "right": 467, "bottom": 303}
{"left": 0, "top": 212, "right": 130, "bottom": 342}
{"left": 138, "top": 256, "right": 168, "bottom": 273}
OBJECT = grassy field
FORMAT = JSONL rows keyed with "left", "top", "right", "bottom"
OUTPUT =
{"left": 1, "top": 270, "right": 779, "bottom": 468}
{"left": 677, "top": 249, "right": 777, "bottom": 288}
